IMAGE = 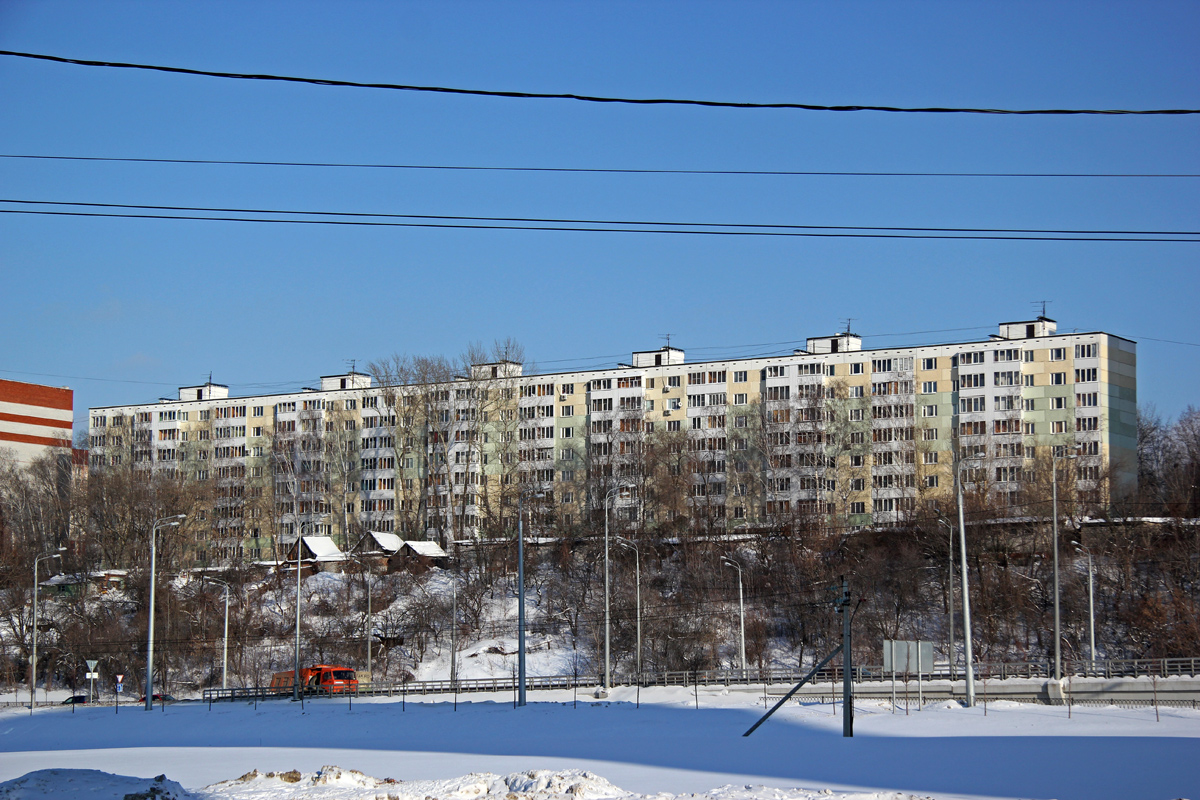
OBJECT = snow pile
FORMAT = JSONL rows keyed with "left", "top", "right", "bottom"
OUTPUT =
{"left": 0, "top": 769, "right": 193, "bottom": 799}
{"left": 0, "top": 767, "right": 936, "bottom": 800}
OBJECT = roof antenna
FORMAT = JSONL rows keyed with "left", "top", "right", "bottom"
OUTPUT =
{"left": 659, "top": 333, "right": 674, "bottom": 350}
{"left": 207, "top": 371, "right": 212, "bottom": 385}
{"left": 345, "top": 358, "right": 357, "bottom": 375}
{"left": 1031, "top": 300, "right": 1051, "bottom": 318}
{"left": 840, "top": 318, "right": 855, "bottom": 335}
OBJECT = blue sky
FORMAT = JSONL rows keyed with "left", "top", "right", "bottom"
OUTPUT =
{"left": 1, "top": 1, "right": 1197, "bottom": 428}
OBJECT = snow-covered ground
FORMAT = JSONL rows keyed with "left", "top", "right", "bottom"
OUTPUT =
{"left": 0, "top": 686, "right": 1197, "bottom": 800}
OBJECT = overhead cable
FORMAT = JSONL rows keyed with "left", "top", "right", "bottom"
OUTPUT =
{"left": 2, "top": 199, "right": 1196, "bottom": 242}
{"left": 2, "top": 153, "right": 1197, "bottom": 178}
{"left": 2, "top": 50, "right": 1197, "bottom": 116}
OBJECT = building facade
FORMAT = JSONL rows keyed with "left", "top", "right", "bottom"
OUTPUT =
{"left": 87, "top": 318, "right": 1136, "bottom": 564}
{"left": 1, "top": 378, "right": 74, "bottom": 466}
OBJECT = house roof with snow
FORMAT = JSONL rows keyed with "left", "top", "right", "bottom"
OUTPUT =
{"left": 368, "top": 531, "right": 403, "bottom": 554}
{"left": 301, "top": 535, "right": 345, "bottom": 562}
{"left": 399, "top": 540, "right": 448, "bottom": 559}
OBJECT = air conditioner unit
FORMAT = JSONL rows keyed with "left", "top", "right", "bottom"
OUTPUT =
{"left": 559, "top": 394, "right": 567, "bottom": 401}
{"left": 664, "top": 410, "right": 672, "bottom": 416}
{"left": 662, "top": 386, "right": 669, "bottom": 393}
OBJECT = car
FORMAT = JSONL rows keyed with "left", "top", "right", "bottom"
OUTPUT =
{"left": 136, "top": 693, "right": 177, "bottom": 703}
{"left": 61, "top": 695, "right": 89, "bottom": 705}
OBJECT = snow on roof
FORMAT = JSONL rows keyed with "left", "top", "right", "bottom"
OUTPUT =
{"left": 302, "top": 535, "right": 345, "bottom": 561}
{"left": 369, "top": 531, "right": 403, "bottom": 553}
{"left": 401, "top": 540, "right": 448, "bottom": 559}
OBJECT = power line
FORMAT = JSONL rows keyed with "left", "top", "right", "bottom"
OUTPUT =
{"left": 2, "top": 199, "right": 1197, "bottom": 242}
{"left": 3, "top": 153, "right": 1197, "bottom": 179}
{"left": 3, "top": 50, "right": 1198, "bottom": 116}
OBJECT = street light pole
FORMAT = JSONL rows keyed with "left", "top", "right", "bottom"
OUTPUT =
{"left": 1052, "top": 451, "right": 1077, "bottom": 682}
{"left": 615, "top": 537, "right": 641, "bottom": 677}
{"left": 1073, "top": 541, "right": 1096, "bottom": 665}
{"left": 722, "top": 557, "right": 746, "bottom": 678}
{"left": 955, "top": 455, "right": 980, "bottom": 707}
{"left": 146, "top": 515, "right": 184, "bottom": 710}
{"left": 31, "top": 549, "right": 63, "bottom": 714}
{"left": 205, "top": 578, "right": 231, "bottom": 691}
{"left": 294, "top": 520, "right": 311, "bottom": 703}
{"left": 516, "top": 487, "right": 543, "bottom": 707}
{"left": 937, "top": 517, "right": 955, "bottom": 681}
{"left": 602, "top": 485, "right": 625, "bottom": 695}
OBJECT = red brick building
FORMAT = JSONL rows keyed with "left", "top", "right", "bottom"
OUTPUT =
{"left": 0, "top": 379, "right": 73, "bottom": 466}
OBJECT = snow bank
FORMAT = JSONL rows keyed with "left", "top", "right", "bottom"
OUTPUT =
{"left": 0, "top": 769, "right": 193, "bottom": 799}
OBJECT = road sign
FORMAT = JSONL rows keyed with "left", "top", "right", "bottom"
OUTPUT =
{"left": 116, "top": 683, "right": 124, "bottom": 693}
{"left": 116, "top": 674, "right": 124, "bottom": 683}
{"left": 86, "top": 660, "right": 98, "bottom": 671}
{"left": 85, "top": 672, "right": 99, "bottom": 680}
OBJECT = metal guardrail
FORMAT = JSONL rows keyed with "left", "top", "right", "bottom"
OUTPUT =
{"left": 201, "top": 656, "right": 1200, "bottom": 703}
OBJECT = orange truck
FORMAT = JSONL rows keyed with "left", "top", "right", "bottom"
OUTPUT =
{"left": 270, "top": 664, "right": 359, "bottom": 694}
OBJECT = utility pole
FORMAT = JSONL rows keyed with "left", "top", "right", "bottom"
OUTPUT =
{"left": 840, "top": 576, "right": 853, "bottom": 738}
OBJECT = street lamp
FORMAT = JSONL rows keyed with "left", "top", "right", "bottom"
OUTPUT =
{"left": 614, "top": 537, "right": 641, "bottom": 677}
{"left": 1072, "top": 540, "right": 1096, "bottom": 667}
{"left": 602, "top": 484, "right": 631, "bottom": 695}
{"left": 1052, "top": 450, "right": 1077, "bottom": 682}
{"left": 146, "top": 514, "right": 185, "bottom": 710}
{"left": 954, "top": 453, "right": 983, "bottom": 707}
{"left": 205, "top": 578, "right": 231, "bottom": 691}
{"left": 721, "top": 557, "right": 746, "bottom": 679}
{"left": 31, "top": 548, "right": 64, "bottom": 713}
{"left": 937, "top": 516, "right": 955, "bottom": 681}
{"left": 293, "top": 520, "right": 313, "bottom": 703}
{"left": 516, "top": 486, "right": 544, "bottom": 707}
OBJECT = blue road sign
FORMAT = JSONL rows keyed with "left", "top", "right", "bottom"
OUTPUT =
{"left": 115, "top": 683, "right": 123, "bottom": 693}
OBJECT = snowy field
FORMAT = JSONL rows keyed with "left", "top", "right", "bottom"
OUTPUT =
{"left": 0, "top": 686, "right": 1196, "bottom": 800}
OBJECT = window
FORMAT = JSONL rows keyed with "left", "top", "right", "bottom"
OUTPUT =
{"left": 708, "top": 370, "right": 727, "bottom": 384}
{"left": 667, "top": 398, "right": 682, "bottom": 410}
{"left": 921, "top": 357, "right": 937, "bottom": 370}
{"left": 733, "top": 393, "right": 748, "bottom": 405}
{"left": 765, "top": 365, "right": 788, "bottom": 378}
{"left": 668, "top": 376, "right": 681, "bottom": 388}
{"left": 560, "top": 427, "right": 573, "bottom": 439}
{"left": 734, "top": 415, "right": 747, "bottom": 428}
{"left": 1076, "top": 416, "right": 1099, "bottom": 432}
{"left": 1075, "top": 343, "right": 1098, "bottom": 359}
{"left": 592, "top": 398, "right": 613, "bottom": 412}
{"left": 733, "top": 371, "right": 748, "bottom": 383}
{"left": 1050, "top": 348, "right": 1066, "bottom": 361}
{"left": 1023, "top": 374, "right": 1035, "bottom": 387}
{"left": 849, "top": 454, "right": 864, "bottom": 467}
{"left": 1050, "top": 396, "right": 1066, "bottom": 409}
{"left": 923, "top": 451, "right": 939, "bottom": 464}
{"left": 959, "top": 397, "right": 986, "bottom": 413}
{"left": 1023, "top": 398, "right": 1036, "bottom": 411}
{"left": 848, "top": 408, "right": 864, "bottom": 421}
{"left": 667, "top": 420, "right": 681, "bottom": 431}
{"left": 849, "top": 363, "right": 864, "bottom": 375}
{"left": 1051, "top": 420, "right": 1066, "bottom": 434}
{"left": 994, "top": 371, "right": 1019, "bottom": 387}
{"left": 994, "top": 395, "right": 1016, "bottom": 412}
{"left": 850, "top": 431, "right": 865, "bottom": 444}
{"left": 850, "top": 502, "right": 866, "bottom": 515}
{"left": 850, "top": 478, "right": 866, "bottom": 491}
{"left": 956, "top": 351, "right": 986, "bottom": 366}
{"left": 1076, "top": 392, "right": 1098, "bottom": 407}
{"left": 1075, "top": 368, "right": 1098, "bottom": 383}
{"left": 1024, "top": 422, "right": 1036, "bottom": 435}
{"left": 1023, "top": 350, "right": 1035, "bottom": 362}
{"left": 922, "top": 404, "right": 937, "bottom": 417}
{"left": 995, "top": 348, "right": 1020, "bottom": 362}
{"left": 925, "top": 475, "right": 939, "bottom": 488}
{"left": 921, "top": 381, "right": 938, "bottom": 394}
{"left": 871, "top": 358, "right": 893, "bottom": 373}
{"left": 1050, "top": 372, "right": 1066, "bottom": 385}
{"left": 849, "top": 386, "right": 864, "bottom": 398}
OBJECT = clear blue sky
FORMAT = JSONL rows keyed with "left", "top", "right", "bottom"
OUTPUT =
{"left": 1, "top": 1, "right": 1197, "bottom": 429}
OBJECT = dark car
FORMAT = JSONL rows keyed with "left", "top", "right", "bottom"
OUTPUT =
{"left": 136, "top": 693, "right": 177, "bottom": 703}
{"left": 61, "top": 695, "right": 89, "bottom": 705}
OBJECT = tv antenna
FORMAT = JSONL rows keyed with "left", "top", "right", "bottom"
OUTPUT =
{"left": 1031, "top": 300, "right": 1052, "bottom": 318}
{"left": 345, "top": 358, "right": 357, "bottom": 374}
{"left": 659, "top": 333, "right": 674, "bottom": 350}
{"left": 840, "top": 318, "right": 856, "bottom": 335}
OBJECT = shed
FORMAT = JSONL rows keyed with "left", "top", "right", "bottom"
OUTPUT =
{"left": 387, "top": 540, "right": 450, "bottom": 573}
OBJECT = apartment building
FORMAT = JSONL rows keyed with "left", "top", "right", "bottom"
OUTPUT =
{"left": 1, "top": 378, "right": 74, "bottom": 466}
{"left": 87, "top": 318, "right": 1136, "bottom": 564}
